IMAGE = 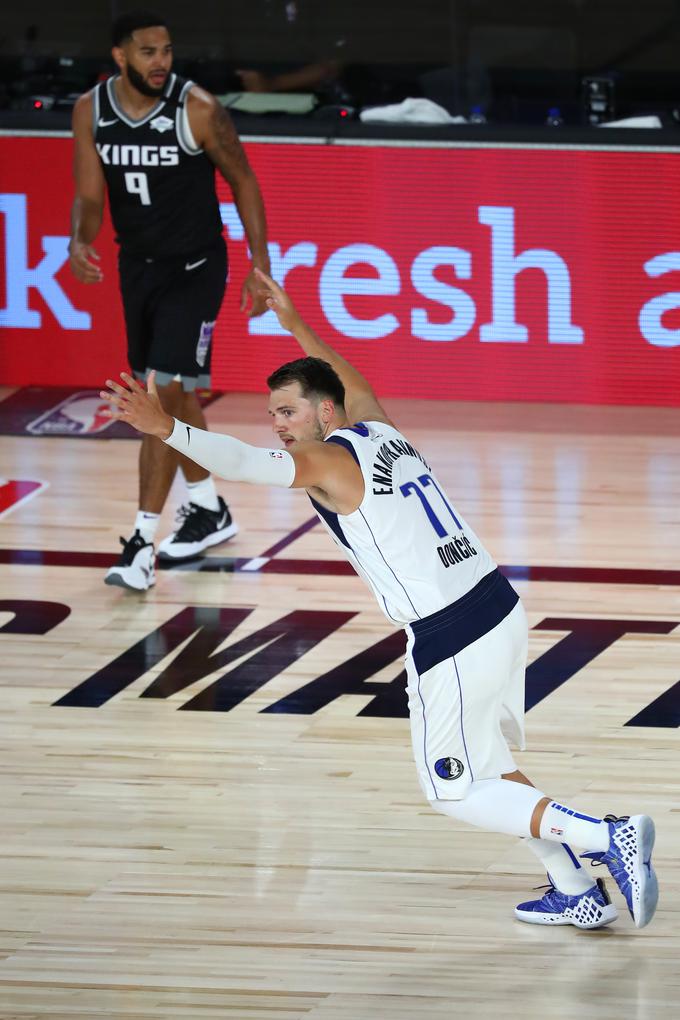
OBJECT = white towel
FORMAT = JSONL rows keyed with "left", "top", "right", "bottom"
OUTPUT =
{"left": 598, "top": 115, "right": 662, "bottom": 129}
{"left": 360, "top": 97, "right": 467, "bottom": 125}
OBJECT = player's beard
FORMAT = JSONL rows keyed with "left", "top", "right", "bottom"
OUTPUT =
{"left": 125, "top": 60, "right": 167, "bottom": 98}
{"left": 312, "top": 418, "right": 326, "bottom": 442}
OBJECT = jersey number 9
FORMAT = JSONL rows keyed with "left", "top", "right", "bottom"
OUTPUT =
{"left": 124, "top": 172, "right": 151, "bottom": 206}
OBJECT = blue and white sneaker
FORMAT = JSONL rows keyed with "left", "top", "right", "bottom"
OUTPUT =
{"left": 515, "top": 877, "right": 618, "bottom": 929}
{"left": 581, "top": 814, "right": 658, "bottom": 929}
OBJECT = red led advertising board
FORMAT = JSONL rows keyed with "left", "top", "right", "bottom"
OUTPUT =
{"left": 2, "top": 135, "right": 679, "bottom": 405}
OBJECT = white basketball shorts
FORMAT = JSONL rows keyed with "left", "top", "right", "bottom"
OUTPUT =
{"left": 404, "top": 569, "right": 528, "bottom": 801}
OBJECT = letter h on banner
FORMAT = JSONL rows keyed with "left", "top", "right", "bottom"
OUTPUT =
{"left": 478, "top": 205, "right": 583, "bottom": 344}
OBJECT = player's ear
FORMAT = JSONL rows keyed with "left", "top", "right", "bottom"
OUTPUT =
{"left": 319, "top": 398, "right": 334, "bottom": 423}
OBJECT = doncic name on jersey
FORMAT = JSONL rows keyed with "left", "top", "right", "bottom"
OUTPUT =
{"left": 96, "top": 143, "right": 179, "bottom": 167}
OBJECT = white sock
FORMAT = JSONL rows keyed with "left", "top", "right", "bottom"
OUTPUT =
{"left": 539, "top": 802, "right": 610, "bottom": 851}
{"left": 186, "top": 475, "right": 220, "bottom": 512}
{"left": 525, "top": 838, "right": 594, "bottom": 895}
{"left": 430, "top": 777, "right": 545, "bottom": 837}
{"left": 135, "top": 510, "right": 160, "bottom": 544}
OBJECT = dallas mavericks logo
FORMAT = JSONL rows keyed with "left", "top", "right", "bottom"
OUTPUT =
{"left": 434, "top": 757, "right": 465, "bottom": 780}
{"left": 196, "top": 320, "right": 215, "bottom": 368}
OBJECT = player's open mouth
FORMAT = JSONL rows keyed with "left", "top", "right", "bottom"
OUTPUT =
{"left": 149, "top": 73, "right": 166, "bottom": 85}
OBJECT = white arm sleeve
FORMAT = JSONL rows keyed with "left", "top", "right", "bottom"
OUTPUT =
{"left": 164, "top": 419, "right": 296, "bottom": 487}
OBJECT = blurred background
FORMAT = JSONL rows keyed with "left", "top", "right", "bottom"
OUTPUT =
{"left": 2, "top": 0, "right": 680, "bottom": 125}
{"left": 3, "top": 1, "right": 680, "bottom": 404}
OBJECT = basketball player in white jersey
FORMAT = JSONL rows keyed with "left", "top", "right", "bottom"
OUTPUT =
{"left": 100, "top": 269, "right": 659, "bottom": 930}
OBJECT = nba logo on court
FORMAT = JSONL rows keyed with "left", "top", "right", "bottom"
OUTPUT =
{"left": 26, "top": 392, "right": 114, "bottom": 435}
{"left": 435, "top": 757, "right": 465, "bottom": 780}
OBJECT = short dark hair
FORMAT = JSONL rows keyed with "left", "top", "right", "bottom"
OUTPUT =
{"left": 112, "top": 11, "right": 168, "bottom": 47}
{"left": 267, "top": 357, "right": 345, "bottom": 407}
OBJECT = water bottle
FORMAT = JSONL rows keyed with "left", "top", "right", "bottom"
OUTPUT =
{"left": 469, "top": 105, "right": 487, "bottom": 124}
{"left": 546, "top": 106, "right": 564, "bottom": 127}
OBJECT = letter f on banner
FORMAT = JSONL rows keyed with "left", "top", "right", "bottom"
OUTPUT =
{"left": 0, "top": 194, "right": 91, "bottom": 329}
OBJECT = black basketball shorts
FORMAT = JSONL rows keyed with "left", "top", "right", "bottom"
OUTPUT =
{"left": 118, "top": 236, "right": 228, "bottom": 391}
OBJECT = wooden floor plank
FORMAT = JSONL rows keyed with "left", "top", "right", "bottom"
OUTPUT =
{"left": 1, "top": 396, "right": 678, "bottom": 1018}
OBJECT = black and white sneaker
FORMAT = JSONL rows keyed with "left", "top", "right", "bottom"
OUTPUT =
{"left": 157, "top": 496, "right": 239, "bottom": 561}
{"left": 104, "top": 530, "right": 156, "bottom": 591}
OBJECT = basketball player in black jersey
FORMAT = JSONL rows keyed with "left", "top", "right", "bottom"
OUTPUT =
{"left": 69, "top": 10, "right": 270, "bottom": 591}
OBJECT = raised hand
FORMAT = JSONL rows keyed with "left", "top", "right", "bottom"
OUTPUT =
{"left": 253, "top": 267, "right": 302, "bottom": 333}
{"left": 100, "top": 371, "right": 174, "bottom": 439}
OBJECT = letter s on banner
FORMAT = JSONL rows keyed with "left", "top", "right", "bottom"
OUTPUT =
{"left": 410, "top": 245, "right": 476, "bottom": 341}
{"left": 639, "top": 252, "right": 680, "bottom": 348}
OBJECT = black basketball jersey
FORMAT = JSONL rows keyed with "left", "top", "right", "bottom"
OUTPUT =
{"left": 93, "top": 74, "right": 224, "bottom": 257}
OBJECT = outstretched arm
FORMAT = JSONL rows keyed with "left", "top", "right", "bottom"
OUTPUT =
{"left": 99, "top": 372, "right": 359, "bottom": 499}
{"left": 255, "top": 268, "right": 395, "bottom": 427}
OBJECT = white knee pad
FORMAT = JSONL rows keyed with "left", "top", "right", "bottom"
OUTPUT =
{"left": 428, "top": 777, "right": 547, "bottom": 839}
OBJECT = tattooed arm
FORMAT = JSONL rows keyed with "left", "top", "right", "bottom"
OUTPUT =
{"left": 188, "top": 86, "right": 270, "bottom": 316}
{"left": 69, "top": 92, "right": 106, "bottom": 284}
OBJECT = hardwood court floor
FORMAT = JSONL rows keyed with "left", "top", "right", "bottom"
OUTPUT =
{"left": 0, "top": 393, "right": 679, "bottom": 1019}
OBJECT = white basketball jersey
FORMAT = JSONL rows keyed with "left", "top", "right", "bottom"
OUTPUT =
{"left": 310, "top": 421, "right": 497, "bottom": 625}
